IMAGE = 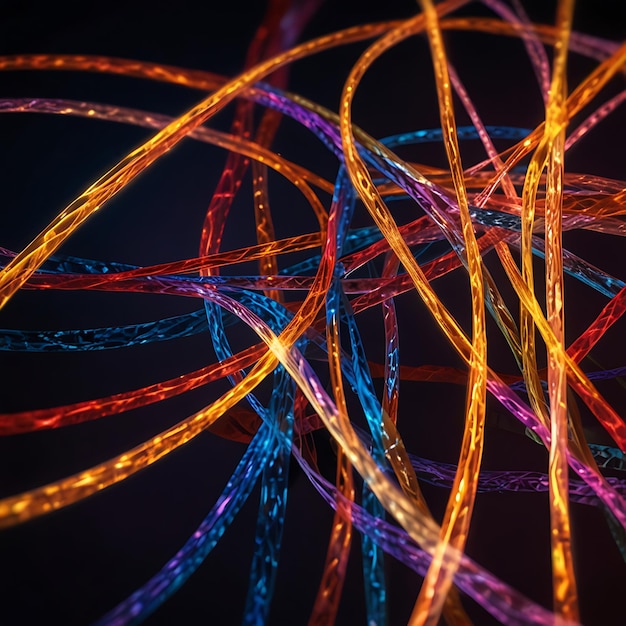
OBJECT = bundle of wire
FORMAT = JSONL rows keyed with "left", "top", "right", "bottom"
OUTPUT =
{"left": 0, "top": 0, "right": 624, "bottom": 624}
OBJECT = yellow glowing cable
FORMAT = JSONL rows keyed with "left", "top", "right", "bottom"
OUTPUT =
{"left": 403, "top": 1, "right": 487, "bottom": 623}
{"left": 540, "top": 1, "right": 578, "bottom": 618}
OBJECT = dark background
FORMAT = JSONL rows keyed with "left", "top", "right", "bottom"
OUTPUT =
{"left": 0, "top": 1, "right": 624, "bottom": 624}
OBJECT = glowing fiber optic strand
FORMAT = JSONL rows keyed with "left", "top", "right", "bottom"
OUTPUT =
{"left": 319, "top": 185, "right": 364, "bottom": 624}
{"left": 336, "top": 178, "right": 384, "bottom": 623}
{"left": 306, "top": 170, "right": 366, "bottom": 626}
{"left": 405, "top": 3, "right": 487, "bottom": 622}
{"left": 515, "top": 2, "right": 577, "bottom": 616}
{"left": 0, "top": 309, "right": 209, "bottom": 352}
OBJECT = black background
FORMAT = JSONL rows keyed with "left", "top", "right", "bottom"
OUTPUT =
{"left": 0, "top": 1, "right": 624, "bottom": 624}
